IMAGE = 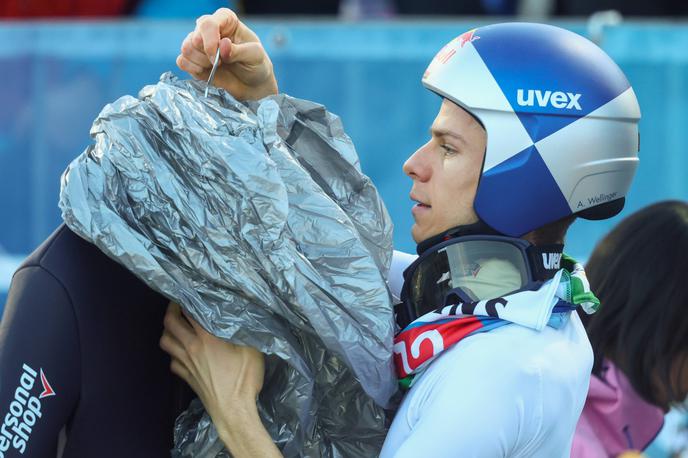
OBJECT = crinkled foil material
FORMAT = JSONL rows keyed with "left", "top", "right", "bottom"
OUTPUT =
{"left": 58, "top": 73, "right": 397, "bottom": 457}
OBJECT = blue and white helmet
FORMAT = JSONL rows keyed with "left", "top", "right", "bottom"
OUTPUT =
{"left": 423, "top": 23, "right": 640, "bottom": 237}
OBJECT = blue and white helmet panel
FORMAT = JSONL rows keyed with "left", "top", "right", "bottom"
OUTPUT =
{"left": 422, "top": 23, "right": 640, "bottom": 237}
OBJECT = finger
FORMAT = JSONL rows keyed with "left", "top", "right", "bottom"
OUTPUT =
{"left": 191, "top": 30, "right": 204, "bottom": 52}
{"left": 169, "top": 357, "right": 196, "bottom": 390}
{"left": 180, "top": 307, "right": 208, "bottom": 336}
{"left": 159, "top": 330, "right": 191, "bottom": 366}
{"left": 180, "top": 31, "right": 194, "bottom": 54}
{"left": 182, "top": 33, "right": 211, "bottom": 67}
{"left": 183, "top": 45, "right": 211, "bottom": 69}
{"left": 176, "top": 55, "right": 208, "bottom": 79}
{"left": 194, "top": 13, "right": 212, "bottom": 25}
{"left": 164, "top": 302, "right": 198, "bottom": 346}
{"left": 211, "top": 8, "right": 241, "bottom": 40}
{"left": 196, "top": 14, "right": 223, "bottom": 61}
{"left": 221, "top": 39, "right": 265, "bottom": 66}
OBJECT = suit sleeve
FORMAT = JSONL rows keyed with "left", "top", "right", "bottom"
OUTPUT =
{"left": 0, "top": 266, "right": 80, "bottom": 457}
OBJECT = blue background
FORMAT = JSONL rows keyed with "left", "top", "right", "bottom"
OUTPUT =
{"left": 1, "top": 20, "right": 688, "bottom": 308}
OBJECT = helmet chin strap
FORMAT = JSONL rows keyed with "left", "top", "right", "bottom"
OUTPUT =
{"left": 415, "top": 220, "right": 502, "bottom": 255}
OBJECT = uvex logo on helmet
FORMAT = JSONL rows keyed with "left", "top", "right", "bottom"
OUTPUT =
{"left": 516, "top": 89, "right": 582, "bottom": 110}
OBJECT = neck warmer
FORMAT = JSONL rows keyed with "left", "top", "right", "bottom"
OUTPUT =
{"left": 393, "top": 256, "right": 599, "bottom": 389}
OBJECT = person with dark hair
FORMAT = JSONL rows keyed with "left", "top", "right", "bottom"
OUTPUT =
{"left": 572, "top": 200, "right": 688, "bottom": 457}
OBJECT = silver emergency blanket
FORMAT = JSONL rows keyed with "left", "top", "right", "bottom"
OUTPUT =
{"left": 59, "top": 73, "right": 397, "bottom": 457}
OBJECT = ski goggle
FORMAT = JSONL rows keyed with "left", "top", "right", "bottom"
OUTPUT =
{"left": 396, "top": 236, "right": 561, "bottom": 329}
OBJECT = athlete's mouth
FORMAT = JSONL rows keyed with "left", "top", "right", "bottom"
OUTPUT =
{"left": 411, "top": 194, "right": 431, "bottom": 208}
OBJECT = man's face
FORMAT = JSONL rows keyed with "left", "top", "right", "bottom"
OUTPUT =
{"left": 404, "top": 99, "right": 487, "bottom": 243}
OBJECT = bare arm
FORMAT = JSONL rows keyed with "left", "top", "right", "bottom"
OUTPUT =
{"left": 215, "top": 399, "right": 281, "bottom": 458}
{"left": 178, "top": 8, "right": 278, "bottom": 101}
{"left": 160, "top": 302, "right": 282, "bottom": 458}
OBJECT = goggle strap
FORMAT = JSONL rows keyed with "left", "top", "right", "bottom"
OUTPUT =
{"left": 526, "top": 244, "right": 565, "bottom": 282}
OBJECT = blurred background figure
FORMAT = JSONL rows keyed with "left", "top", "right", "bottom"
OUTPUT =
{"left": 573, "top": 201, "right": 688, "bottom": 457}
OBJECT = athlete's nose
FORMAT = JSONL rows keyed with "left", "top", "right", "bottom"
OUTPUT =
{"left": 403, "top": 141, "right": 432, "bottom": 183}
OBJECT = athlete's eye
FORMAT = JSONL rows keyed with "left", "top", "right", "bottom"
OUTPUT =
{"left": 441, "top": 144, "right": 457, "bottom": 156}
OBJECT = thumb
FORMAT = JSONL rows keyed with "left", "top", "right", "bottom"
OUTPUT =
{"left": 220, "top": 38, "right": 265, "bottom": 66}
